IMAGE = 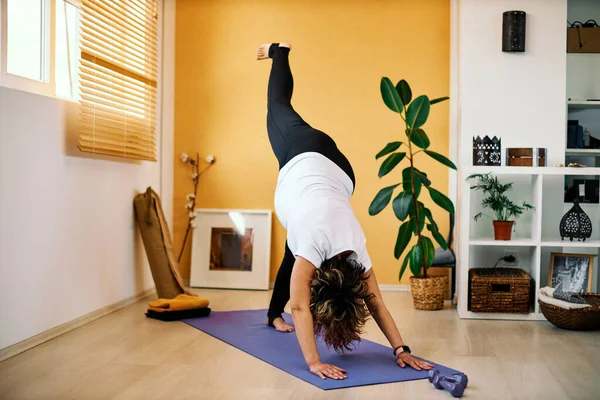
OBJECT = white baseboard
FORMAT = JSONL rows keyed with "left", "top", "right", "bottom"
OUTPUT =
{"left": 378, "top": 284, "right": 411, "bottom": 292}
{"left": 0, "top": 287, "right": 156, "bottom": 362}
{"left": 269, "top": 282, "right": 410, "bottom": 292}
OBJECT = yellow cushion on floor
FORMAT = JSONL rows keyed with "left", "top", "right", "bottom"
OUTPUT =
{"left": 148, "top": 294, "right": 209, "bottom": 311}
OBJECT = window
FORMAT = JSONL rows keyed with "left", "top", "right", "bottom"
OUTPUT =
{"left": 55, "top": 0, "right": 80, "bottom": 100}
{"left": 1, "top": 0, "right": 53, "bottom": 96}
{"left": 6, "top": 0, "right": 48, "bottom": 81}
{"left": 1, "top": 0, "right": 159, "bottom": 162}
{"left": 1, "top": 0, "right": 80, "bottom": 99}
{"left": 78, "top": 0, "right": 159, "bottom": 161}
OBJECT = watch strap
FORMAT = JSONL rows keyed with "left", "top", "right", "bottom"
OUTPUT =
{"left": 393, "top": 345, "right": 411, "bottom": 357}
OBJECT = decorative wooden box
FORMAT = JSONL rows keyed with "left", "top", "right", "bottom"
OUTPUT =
{"left": 469, "top": 268, "right": 531, "bottom": 313}
{"left": 506, "top": 148, "right": 546, "bottom": 166}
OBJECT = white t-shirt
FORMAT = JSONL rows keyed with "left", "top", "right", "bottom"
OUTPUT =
{"left": 274, "top": 152, "right": 372, "bottom": 271}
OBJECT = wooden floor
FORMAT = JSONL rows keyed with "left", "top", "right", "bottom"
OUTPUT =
{"left": 1, "top": 290, "right": 599, "bottom": 400}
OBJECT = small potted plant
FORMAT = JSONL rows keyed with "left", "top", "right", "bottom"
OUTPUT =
{"left": 466, "top": 173, "right": 534, "bottom": 240}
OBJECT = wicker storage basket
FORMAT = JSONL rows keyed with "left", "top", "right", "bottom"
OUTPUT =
{"left": 469, "top": 268, "right": 531, "bottom": 313}
{"left": 410, "top": 275, "right": 448, "bottom": 310}
{"left": 538, "top": 294, "right": 600, "bottom": 331}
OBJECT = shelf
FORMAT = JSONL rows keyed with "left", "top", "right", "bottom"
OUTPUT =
{"left": 469, "top": 238, "right": 600, "bottom": 248}
{"left": 458, "top": 310, "right": 547, "bottom": 321}
{"left": 541, "top": 239, "right": 600, "bottom": 248}
{"left": 565, "top": 149, "right": 600, "bottom": 156}
{"left": 462, "top": 166, "right": 600, "bottom": 176}
{"left": 469, "top": 238, "right": 538, "bottom": 246}
{"left": 568, "top": 100, "right": 600, "bottom": 109}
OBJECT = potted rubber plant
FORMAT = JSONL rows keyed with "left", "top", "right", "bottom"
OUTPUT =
{"left": 466, "top": 173, "right": 534, "bottom": 240}
{"left": 369, "top": 77, "right": 456, "bottom": 311}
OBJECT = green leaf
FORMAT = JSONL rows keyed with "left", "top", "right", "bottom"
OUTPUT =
{"left": 378, "top": 152, "right": 406, "bottom": 178}
{"left": 394, "top": 221, "right": 413, "bottom": 259}
{"left": 402, "top": 167, "right": 412, "bottom": 192}
{"left": 408, "top": 202, "right": 425, "bottom": 235}
{"left": 409, "top": 243, "right": 423, "bottom": 277}
{"left": 427, "top": 187, "right": 455, "bottom": 214}
{"left": 399, "top": 252, "right": 411, "bottom": 280}
{"left": 423, "top": 208, "right": 438, "bottom": 231}
{"left": 369, "top": 184, "right": 400, "bottom": 215}
{"left": 430, "top": 96, "right": 449, "bottom": 105}
{"left": 414, "top": 169, "right": 431, "bottom": 186}
{"left": 376, "top": 141, "right": 403, "bottom": 159}
{"left": 421, "top": 237, "right": 435, "bottom": 269}
{"left": 427, "top": 223, "right": 448, "bottom": 250}
{"left": 424, "top": 150, "right": 457, "bottom": 170}
{"left": 416, "top": 203, "right": 426, "bottom": 232}
{"left": 410, "top": 128, "right": 430, "bottom": 149}
{"left": 413, "top": 174, "right": 422, "bottom": 199}
{"left": 380, "top": 77, "right": 403, "bottom": 113}
{"left": 392, "top": 192, "right": 412, "bottom": 221}
{"left": 406, "top": 95, "right": 430, "bottom": 129}
{"left": 396, "top": 80, "right": 412, "bottom": 105}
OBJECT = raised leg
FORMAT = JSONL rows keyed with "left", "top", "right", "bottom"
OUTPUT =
{"left": 258, "top": 43, "right": 311, "bottom": 169}
{"left": 267, "top": 241, "right": 295, "bottom": 332}
{"left": 257, "top": 43, "right": 356, "bottom": 187}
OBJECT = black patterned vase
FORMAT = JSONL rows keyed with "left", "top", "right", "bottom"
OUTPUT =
{"left": 559, "top": 199, "right": 592, "bottom": 242}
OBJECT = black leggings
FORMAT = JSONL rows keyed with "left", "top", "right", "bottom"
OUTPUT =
{"left": 265, "top": 44, "right": 355, "bottom": 325}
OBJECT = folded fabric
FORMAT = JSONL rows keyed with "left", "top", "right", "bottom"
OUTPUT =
{"left": 538, "top": 287, "right": 591, "bottom": 310}
{"left": 148, "top": 294, "right": 209, "bottom": 311}
{"left": 539, "top": 286, "right": 555, "bottom": 298}
{"left": 554, "top": 286, "right": 589, "bottom": 304}
{"left": 146, "top": 307, "right": 211, "bottom": 321}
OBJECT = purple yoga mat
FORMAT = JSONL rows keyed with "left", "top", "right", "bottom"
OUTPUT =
{"left": 183, "top": 309, "right": 461, "bottom": 390}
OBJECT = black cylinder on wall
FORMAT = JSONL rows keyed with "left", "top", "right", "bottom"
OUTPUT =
{"left": 502, "top": 11, "right": 526, "bottom": 52}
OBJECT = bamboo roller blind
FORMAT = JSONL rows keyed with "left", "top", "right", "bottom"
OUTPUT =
{"left": 79, "top": 0, "right": 159, "bottom": 161}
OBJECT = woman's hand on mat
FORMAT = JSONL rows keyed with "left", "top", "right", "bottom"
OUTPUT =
{"left": 397, "top": 353, "right": 434, "bottom": 371}
{"left": 308, "top": 361, "right": 347, "bottom": 380}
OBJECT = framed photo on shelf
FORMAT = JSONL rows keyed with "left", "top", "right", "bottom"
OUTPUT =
{"left": 548, "top": 252, "right": 594, "bottom": 292}
{"left": 190, "top": 209, "right": 272, "bottom": 290}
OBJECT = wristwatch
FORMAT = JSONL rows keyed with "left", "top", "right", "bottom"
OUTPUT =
{"left": 393, "top": 345, "right": 411, "bottom": 357}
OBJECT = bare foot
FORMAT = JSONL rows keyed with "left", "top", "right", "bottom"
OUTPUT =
{"left": 268, "top": 317, "right": 295, "bottom": 332}
{"left": 256, "top": 43, "right": 291, "bottom": 60}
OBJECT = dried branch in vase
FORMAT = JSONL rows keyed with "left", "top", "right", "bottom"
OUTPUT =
{"left": 177, "top": 152, "right": 216, "bottom": 263}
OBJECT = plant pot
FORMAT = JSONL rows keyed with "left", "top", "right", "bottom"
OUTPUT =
{"left": 493, "top": 221, "right": 514, "bottom": 240}
{"left": 409, "top": 275, "right": 448, "bottom": 310}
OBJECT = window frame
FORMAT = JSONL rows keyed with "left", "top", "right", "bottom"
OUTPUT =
{"left": 53, "top": 0, "right": 81, "bottom": 101}
{"left": 0, "top": 0, "right": 56, "bottom": 97}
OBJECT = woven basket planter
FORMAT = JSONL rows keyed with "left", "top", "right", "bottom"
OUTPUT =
{"left": 538, "top": 293, "right": 600, "bottom": 331}
{"left": 410, "top": 275, "right": 448, "bottom": 310}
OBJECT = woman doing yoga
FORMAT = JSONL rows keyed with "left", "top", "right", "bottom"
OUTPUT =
{"left": 257, "top": 43, "right": 433, "bottom": 380}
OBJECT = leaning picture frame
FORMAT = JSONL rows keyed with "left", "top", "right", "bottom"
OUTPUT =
{"left": 548, "top": 252, "right": 594, "bottom": 293}
{"left": 190, "top": 209, "right": 272, "bottom": 290}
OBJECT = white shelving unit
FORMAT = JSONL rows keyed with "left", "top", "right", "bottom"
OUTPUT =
{"left": 567, "top": 100, "right": 600, "bottom": 109}
{"left": 565, "top": 149, "right": 600, "bottom": 156}
{"left": 457, "top": 167, "right": 600, "bottom": 321}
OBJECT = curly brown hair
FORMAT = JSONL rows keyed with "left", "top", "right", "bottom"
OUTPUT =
{"left": 309, "top": 256, "right": 374, "bottom": 353}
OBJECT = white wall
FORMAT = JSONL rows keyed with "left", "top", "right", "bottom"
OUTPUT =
{"left": 458, "top": 0, "right": 568, "bottom": 168}
{"left": 0, "top": 87, "right": 168, "bottom": 350}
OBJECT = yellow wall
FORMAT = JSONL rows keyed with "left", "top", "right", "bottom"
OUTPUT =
{"left": 174, "top": 0, "right": 450, "bottom": 284}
